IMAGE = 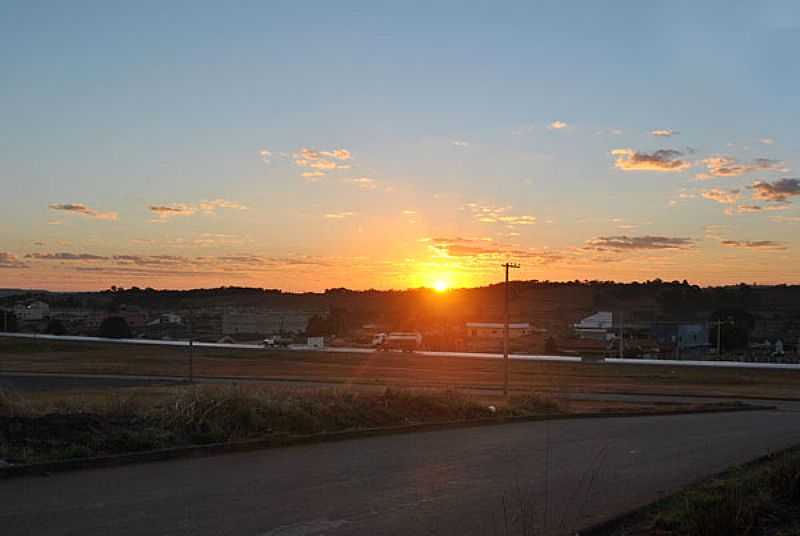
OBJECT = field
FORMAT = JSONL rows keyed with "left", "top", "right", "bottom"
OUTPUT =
{"left": 4, "top": 336, "right": 800, "bottom": 399}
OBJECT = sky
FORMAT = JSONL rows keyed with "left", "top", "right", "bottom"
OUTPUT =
{"left": 1, "top": 1, "right": 800, "bottom": 292}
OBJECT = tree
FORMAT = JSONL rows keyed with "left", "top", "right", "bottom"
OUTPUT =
{"left": 99, "top": 316, "right": 131, "bottom": 339}
{"left": 45, "top": 319, "right": 67, "bottom": 335}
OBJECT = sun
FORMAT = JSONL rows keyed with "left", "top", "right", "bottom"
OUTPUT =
{"left": 433, "top": 280, "right": 450, "bottom": 292}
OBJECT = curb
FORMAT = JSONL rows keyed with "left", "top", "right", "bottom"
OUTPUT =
{"left": 575, "top": 442, "right": 799, "bottom": 535}
{"left": 0, "top": 403, "right": 773, "bottom": 480}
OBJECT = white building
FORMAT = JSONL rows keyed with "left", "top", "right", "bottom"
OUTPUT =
{"left": 573, "top": 311, "right": 614, "bottom": 341}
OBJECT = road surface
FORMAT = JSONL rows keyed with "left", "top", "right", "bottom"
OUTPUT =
{"left": 4, "top": 409, "right": 800, "bottom": 535}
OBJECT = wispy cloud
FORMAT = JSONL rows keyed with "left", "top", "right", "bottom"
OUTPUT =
{"left": 26, "top": 252, "right": 108, "bottom": 261}
{"left": 721, "top": 240, "right": 787, "bottom": 250}
{"left": 149, "top": 204, "right": 196, "bottom": 220}
{"left": 696, "top": 156, "right": 787, "bottom": 179}
{"left": 759, "top": 138, "right": 776, "bottom": 145}
{"left": 463, "top": 203, "right": 536, "bottom": 226}
{"left": 611, "top": 148, "right": 692, "bottom": 172}
{"left": 149, "top": 199, "right": 246, "bottom": 221}
{"left": 259, "top": 148, "right": 272, "bottom": 163}
{"left": 650, "top": 129, "right": 679, "bottom": 137}
{"left": 549, "top": 120, "right": 568, "bottom": 130}
{"left": 294, "top": 147, "right": 353, "bottom": 178}
{"left": 452, "top": 140, "right": 470, "bottom": 147}
{"left": 48, "top": 203, "right": 118, "bottom": 221}
{"left": 585, "top": 235, "right": 694, "bottom": 251}
{"left": 749, "top": 178, "right": 800, "bottom": 203}
{"left": 324, "top": 211, "right": 356, "bottom": 220}
{"left": 701, "top": 188, "right": 741, "bottom": 204}
{"left": 430, "top": 237, "right": 563, "bottom": 264}
{"left": 0, "top": 252, "right": 27, "bottom": 269}
{"left": 346, "top": 177, "right": 378, "bottom": 190}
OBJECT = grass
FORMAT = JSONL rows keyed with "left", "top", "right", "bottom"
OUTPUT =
{"left": 0, "top": 385, "right": 562, "bottom": 465}
{"left": 3, "top": 336, "right": 800, "bottom": 400}
{"left": 599, "top": 447, "right": 800, "bottom": 536}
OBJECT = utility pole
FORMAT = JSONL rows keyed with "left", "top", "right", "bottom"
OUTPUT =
{"left": 618, "top": 311, "right": 624, "bottom": 359}
{"left": 188, "top": 308, "right": 194, "bottom": 384}
{"left": 710, "top": 317, "right": 733, "bottom": 356}
{"left": 502, "top": 262, "right": 520, "bottom": 397}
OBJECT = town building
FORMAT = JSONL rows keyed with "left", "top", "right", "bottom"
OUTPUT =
{"left": 13, "top": 301, "right": 50, "bottom": 321}
{"left": 465, "top": 322, "right": 533, "bottom": 339}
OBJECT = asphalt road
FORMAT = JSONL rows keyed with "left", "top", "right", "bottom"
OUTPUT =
{"left": 4, "top": 409, "right": 800, "bottom": 535}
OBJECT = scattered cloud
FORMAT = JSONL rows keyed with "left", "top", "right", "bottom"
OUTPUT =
{"left": 294, "top": 147, "right": 352, "bottom": 178}
{"left": 452, "top": 140, "right": 470, "bottom": 147}
{"left": 26, "top": 252, "right": 108, "bottom": 261}
{"left": 585, "top": 235, "right": 694, "bottom": 251}
{"left": 346, "top": 177, "right": 378, "bottom": 190}
{"left": 725, "top": 204, "right": 791, "bottom": 215}
{"left": 749, "top": 178, "right": 800, "bottom": 203}
{"left": 651, "top": 129, "right": 679, "bottom": 137}
{"left": 259, "top": 148, "right": 272, "bottom": 163}
{"left": 463, "top": 203, "right": 536, "bottom": 226}
{"left": 549, "top": 120, "right": 568, "bottom": 130}
{"left": 697, "top": 156, "right": 787, "bottom": 179}
{"left": 760, "top": 138, "right": 776, "bottom": 145}
{"left": 611, "top": 148, "right": 692, "bottom": 172}
{"left": 721, "top": 240, "right": 787, "bottom": 250}
{"left": 430, "top": 237, "right": 563, "bottom": 264}
{"left": 324, "top": 211, "right": 356, "bottom": 220}
{"left": 48, "top": 203, "right": 118, "bottom": 221}
{"left": 772, "top": 215, "right": 800, "bottom": 223}
{"left": 0, "top": 252, "right": 26, "bottom": 269}
{"left": 701, "top": 188, "right": 741, "bottom": 204}
{"left": 149, "top": 199, "right": 246, "bottom": 221}
{"left": 301, "top": 171, "right": 326, "bottom": 180}
{"left": 149, "top": 204, "right": 196, "bottom": 220}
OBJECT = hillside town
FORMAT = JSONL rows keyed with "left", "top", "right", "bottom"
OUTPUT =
{"left": 2, "top": 281, "right": 799, "bottom": 361}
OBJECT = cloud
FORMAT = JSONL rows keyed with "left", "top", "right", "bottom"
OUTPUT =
{"left": 651, "top": 129, "right": 679, "bottom": 137}
{"left": 760, "top": 138, "right": 775, "bottom": 145}
{"left": 149, "top": 204, "right": 196, "bottom": 220}
{"left": 697, "top": 156, "right": 787, "bottom": 179}
{"left": 0, "top": 252, "right": 27, "bottom": 269}
{"left": 301, "top": 171, "right": 326, "bottom": 180}
{"left": 771, "top": 215, "right": 800, "bottom": 223}
{"left": 324, "top": 211, "right": 356, "bottom": 219}
{"left": 611, "top": 148, "right": 692, "bottom": 172}
{"left": 347, "top": 177, "right": 377, "bottom": 190}
{"left": 430, "top": 237, "right": 563, "bottom": 264}
{"left": 452, "top": 140, "right": 470, "bottom": 147}
{"left": 259, "top": 148, "right": 272, "bottom": 163}
{"left": 725, "top": 204, "right": 791, "bottom": 215}
{"left": 749, "top": 178, "right": 800, "bottom": 202}
{"left": 701, "top": 188, "right": 741, "bottom": 204}
{"left": 721, "top": 240, "right": 787, "bottom": 250}
{"left": 463, "top": 203, "right": 536, "bottom": 226}
{"left": 585, "top": 235, "right": 694, "bottom": 251}
{"left": 198, "top": 198, "right": 247, "bottom": 212}
{"left": 549, "top": 120, "right": 568, "bottom": 130}
{"left": 26, "top": 252, "right": 108, "bottom": 261}
{"left": 293, "top": 147, "right": 352, "bottom": 178}
{"left": 149, "top": 199, "right": 246, "bottom": 220}
{"left": 48, "top": 203, "right": 118, "bottom": 221}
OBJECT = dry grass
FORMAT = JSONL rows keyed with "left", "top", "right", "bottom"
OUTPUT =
{"left": 3, "top": 337, "right": 800, "bottom": 399}
{"left": 0, "top": 384, "right": 562, "bottom": 464}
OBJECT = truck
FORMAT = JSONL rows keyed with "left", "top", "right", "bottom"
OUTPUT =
{"left": 372, "top": 332, "right": 422, "bottom": 352}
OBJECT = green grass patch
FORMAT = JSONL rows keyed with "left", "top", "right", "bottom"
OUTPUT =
{"left": 601, "top": 447, "right": 800, "bottom": 536}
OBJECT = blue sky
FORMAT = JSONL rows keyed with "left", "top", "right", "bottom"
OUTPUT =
{"left": 1, "top": 2, "right": 799, "bottom": 290}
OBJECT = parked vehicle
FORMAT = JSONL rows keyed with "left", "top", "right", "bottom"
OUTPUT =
{"left": 372, "top": 332, "right": 422, "bottom": 352}
{"left": 263, "top": 335, "right": 292, "bottom": 348}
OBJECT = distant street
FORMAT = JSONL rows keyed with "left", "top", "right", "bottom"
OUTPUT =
{"left": 4, "top": 409, "right": 800, "bottom": 535}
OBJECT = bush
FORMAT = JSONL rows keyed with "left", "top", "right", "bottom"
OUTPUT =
{"left": 99, "top": 316, "right": 131, "bottom": 339}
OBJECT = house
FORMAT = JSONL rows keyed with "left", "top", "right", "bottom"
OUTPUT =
{"left": 573, "top": 311, "right": 614, "bottom": 341}
{"left": 13, "top": 301, "right": 50, "bottom": 321}
{"left": 466, "top": 322, "right": 532, "bottom": 339}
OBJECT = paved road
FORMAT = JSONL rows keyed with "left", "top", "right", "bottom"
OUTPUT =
{"left": 4, "top": 409, "right": 800, "bottom": 535}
